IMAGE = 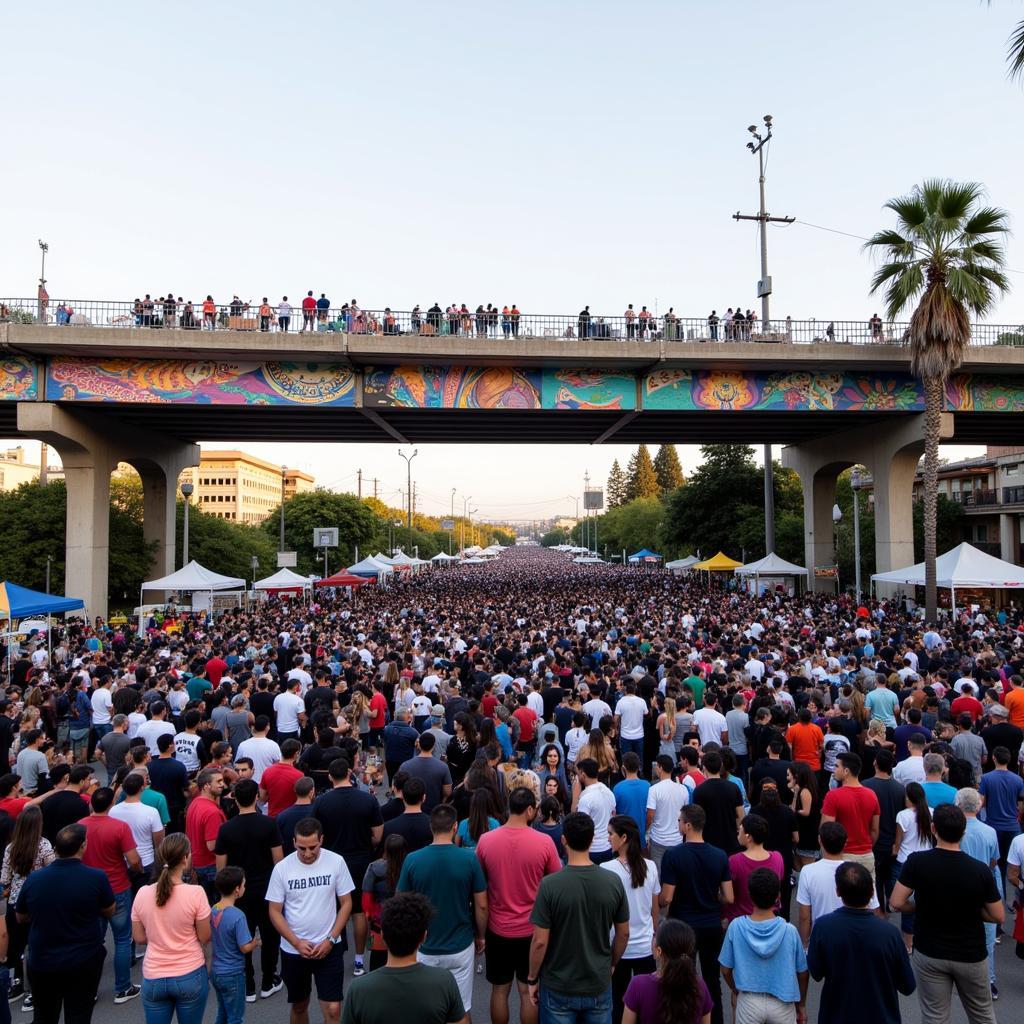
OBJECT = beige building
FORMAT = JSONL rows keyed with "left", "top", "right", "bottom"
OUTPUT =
{"left": 180, "top": 451, "right": 315, "bottom": 525}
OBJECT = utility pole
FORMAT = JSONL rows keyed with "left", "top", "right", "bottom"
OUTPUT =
{"left": 450, "top": 488, "right": 456, "bottom": 555}
{"left": 734, "top": 114, "right": 793, "bottom": 556}
{"left": 398, "top": 449, "right": 418, "bottom": 532}
{"left": 357, "top": 468, "right": 362, "bottom": 498}
{"left": 373, "top": 478, "right": 379, "bottom": 500}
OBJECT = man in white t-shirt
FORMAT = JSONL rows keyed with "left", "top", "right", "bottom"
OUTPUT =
{"left": 574, "top": 758, "right": 617, "bottom": 861}
{"left": 110, "top": 772, "right": 165, "bottom": 870}
{"left": 274, "top": 680, "right": 307, "bottom": 742}
{"left": 693, "top": 694, "right": 728, "bottom": 749}
{"left": 236, "top": 718, "right": 282, "bottom": 782}
{"left": 615, "top": 682, "right": 649, "bottom": 761}
{"left": 286, "top": 657, "right": 314, "bottom": 696}
{"left": 136, "top": 702, "right": 176, "bottom": 757}
{"left": 796, "top": 820, "right": 877, "bottom": 945}
{"left": 645, "top": 755, "right": 688, "bottom": 869}
{"left": 422, "top": 670, "right": 443, "bottom": 695}
{"left": 91, "top": 678, "right": 114, "bottom": 737}
{"left": 744, "top": 651, "right": 766, "bottom": 682}
{"left": 582, "top": 692, "right": 613, "bottom": 731}
{"left": 267, "top": 818, "right": 354, "bottom": 1023}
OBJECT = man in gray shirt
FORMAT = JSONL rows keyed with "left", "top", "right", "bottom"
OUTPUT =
{"left": 15, "top": 730, "right": 50, "bottom": 794}
{"left": 398, "top": 732, "right": 452, "bottom": 811}
{"left": 726, "top": 694, "right": 750, "bottom": 778}
{"left": 424, "top": 706, "right": 452, "bottom": 760}
{"left": 951, "top": 713, "right": 987, "bottom": 784}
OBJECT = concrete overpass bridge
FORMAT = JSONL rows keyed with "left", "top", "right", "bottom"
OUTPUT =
{"left": 2, "top": 319, "right": 1024, "bottom": 616}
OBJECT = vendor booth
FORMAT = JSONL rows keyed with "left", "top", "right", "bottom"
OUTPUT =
{"left": 137, "top": 561, "right": 246, "bottom": 635}
{"left": 735, "top": 552, "right": 809, "bottom": 596}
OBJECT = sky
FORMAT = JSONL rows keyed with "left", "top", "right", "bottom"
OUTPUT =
{"left": 5, "top": 0, "right": 1019, "bottom": 521}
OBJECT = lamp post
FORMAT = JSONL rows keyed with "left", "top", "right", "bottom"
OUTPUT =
{"left": 45, "top": 555, "right": 53, "bottom": 594}
{"left": 832, "top": 502, "right": 843, "bottom": 595}
{"left": 251, "top": 555, "right": 259, "bottom": 590}
{"left": 470, "top": 507, "right": 479, "bottom": 548}
{"left": 279, "top": 466, "right": 287, "bottom": 552}
{"left": 450, "top": 488, "right": 457, "bottom": 555}
{"left": 462, "top": 494, "right": 472, "bottom": 552}
{"left": 398, "top": 449, "right": 418, "bottom": 532}
{"left": 851, "top": 468, "right": 863, "bottom": 602}
{"left": 735, "top": 115, "right": 794, "bottom": 558}
{"left": 180, "top": 481, "right": 194, "bottom": 567}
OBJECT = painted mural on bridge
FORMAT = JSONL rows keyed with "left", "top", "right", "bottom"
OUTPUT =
{"left": 45, "top": 358, "right": 356, "bottom": 406}
{"left": 363, "top": 366, "right": 636, "bottom": 409}
{"left": 643, "top": 369, "right": 1024, "bottom": 413}
{"left": 0, "top": 358, "right": 38, "bottom": 401}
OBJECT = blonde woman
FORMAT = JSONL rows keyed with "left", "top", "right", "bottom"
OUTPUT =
{"left": 578, "top": 728, "right": 617, "bottom": 786}
{"left": 657, "top": 698, "right": 677, "bottom": 760}
{"left": 344, "top": 690, "right": 371, "bottom": 749}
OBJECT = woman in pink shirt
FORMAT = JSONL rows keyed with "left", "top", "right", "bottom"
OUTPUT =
{"left": 131, "top": 834, "right": 211, "bottom": 1024}
{"left": 725, "top": 815, "right": 784, "bottom": 921}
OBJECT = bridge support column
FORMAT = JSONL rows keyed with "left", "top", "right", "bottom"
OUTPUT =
{"left": 782, "top": 413, "right": 953, "bottom": 595}
{"left": 16, "top": 404, "right": 198, "bottom": 621}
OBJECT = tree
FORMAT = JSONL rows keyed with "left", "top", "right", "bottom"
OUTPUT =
{"left": 865, "top": 180, "right": 1009, "bottom": 620}
{"left": 607, "top": 460, "right": 627, "bottom": 508}
{"left": 653, "top": 444, "right": 685, "bottom": 494}
{"left": 176, "top": 504, "right": 277, "bottom": 585}
{"left": 541, "top": 527, "right": 571, "bottom": 547}
{"left": 625, "top": 444, "right": 660, "bottom": 502}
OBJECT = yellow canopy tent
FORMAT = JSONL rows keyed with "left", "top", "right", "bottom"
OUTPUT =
{"left": 693, "top": 551, "right": 743, "bottom": 571}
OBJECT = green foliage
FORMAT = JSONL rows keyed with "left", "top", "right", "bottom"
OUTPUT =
{"left": 573, "top": 498, "right": 664, "bottom": 557}
{"left": 913, "top": 495, "right": 964, "bottom": 562}
{"left": 261, "top": 491, "right": 379, "bottom": 575}
{"left": 178, "top": 503, "right": 277, "bottom": 583}
{"left": 653, "top": 444, "right": 685, "bottom": 494}
{"left": 607, "top": 460, "right": 627, "bottom": 508}
{"left": 625, "top": 444, "right": 660, "bottom": 502}
{"left": 541, "top": 527, "right": 571, "bottom": 547}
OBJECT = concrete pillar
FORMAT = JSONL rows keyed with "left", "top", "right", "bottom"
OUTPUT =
{"left": 783, "top": 412, "right": 954, "bottom": 595}
{"left": 1000, "top": 514, "right": 1017, "bottom": 564}
{"left": 17, "top": 404, "right": 198, "bottom": 621}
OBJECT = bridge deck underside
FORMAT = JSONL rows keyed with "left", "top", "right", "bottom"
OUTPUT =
{"left": 0, "top": 405, "right": 1016, "bottom": 446}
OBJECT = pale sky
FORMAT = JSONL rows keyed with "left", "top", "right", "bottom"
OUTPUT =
{"left": 5, "top": 0, "right": 1015, "bottom": 519}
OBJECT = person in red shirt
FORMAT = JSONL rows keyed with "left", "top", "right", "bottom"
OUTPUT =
{"left": 301, "top": 291, "right": 317, "bottom": 332}
{"left": 786, "top": 709, "right": 825, "bottom": 772}
{"left": 184, "top": 767, "right": 227, "bottom": 901}
{"left": 259, "top": 739, "right": 303, "bottom": 817}
{"left": 481, "top": 683, "right": 499, "bottom": 721}
{"left": 205, "top": 649, "right": 229, "bottom": 687}
{"left": 368, "top": 683, "right": 388, "bottom": 751}
{"left": 951, "top": 682, "right": 985, "bottom": 723}
{"left": 512, "top": 693, "right": 538, "bottom": 768}
{"left": 0, "top": 773, "right": 58, "bottom": 819}
{"left": 82, "top": 786, "right": 143, "bottom": 1000}
{"left": 821, "top": 752, "right": 880, "bottom": 877}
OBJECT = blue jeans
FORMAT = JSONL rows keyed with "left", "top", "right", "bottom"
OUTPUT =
{"left": 105, "top": 888, "right": 133, "bottom": 993}
{"left": 93, "top": 723, "right": 113, "bottom": 740}
{"left": 619, "top": 737, "right": 644, "bottom": 762}
{"left": 0, "top": 967, "right": 9, "bottom": 1024}
{"left": 540, "top": 984, "right": 612, "bottom": 1024}
{"left": 194, "top": 864, "right": 217, "bottom": 903}
{"left": 142, "top": 965, "right": 209, "bottom": 1024}
{"left": 212, "top": 972, "right": 246, "bottom": 1024}
{"left": 890, "top": 862, "right": 915, "bottom": 936}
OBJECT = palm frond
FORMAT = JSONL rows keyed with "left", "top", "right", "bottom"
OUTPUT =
{"left": 908, "top": 285, "right": 972, "bottom": 379}
{"left": 1009, "top": 18, "right": 1024, "bottom": 81}
{"left": 959, "top": 206, "right": 1011, "bottom": 240}
{"left": 880, "top": 264, "right": 925, "bottom": 321}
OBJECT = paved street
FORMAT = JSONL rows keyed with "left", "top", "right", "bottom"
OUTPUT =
{"left": 66, "top": 917, "right": 1020, "bottom": 1024}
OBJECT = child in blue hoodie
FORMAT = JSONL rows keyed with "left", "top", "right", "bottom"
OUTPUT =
{"left": 719, "top": 867, "right": 808, "bottom": 1024}
{"left": 211, "top": 867, "right": 260, "bottom": 1024}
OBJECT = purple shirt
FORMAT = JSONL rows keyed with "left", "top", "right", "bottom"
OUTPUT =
{"left": 726, "top": 850, "right": 785, "bottom": 920}
{"left": 623, "top": 971, "right": 712, "bottom": 1024}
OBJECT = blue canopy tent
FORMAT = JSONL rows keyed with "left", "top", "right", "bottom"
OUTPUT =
{"left": 0, "top": 582, "right": 84, "bottom": 619}
{"left": 627, "top": 549, "right": 663, "bottom": 564}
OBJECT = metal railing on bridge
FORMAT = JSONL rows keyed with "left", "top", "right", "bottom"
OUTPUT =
{"left": 3, "top": 297, "right": 1024, "bottom": 347}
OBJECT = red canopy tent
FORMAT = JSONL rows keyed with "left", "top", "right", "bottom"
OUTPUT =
{"left": 314, "top": 572, "right": 374, "bottom": 589}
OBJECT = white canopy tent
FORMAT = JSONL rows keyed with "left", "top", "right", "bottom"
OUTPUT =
{"left": 462, "top": 556, "right": 486, "bottom": 564}
{"left": 572, "top": 555, "right": 605, "bottom": 564}
{"left": 735, "top": 552, "right": 809, "bottom": 595}
{"left": 254, "top": 568, "right": 314, "bottom": 592}
{"left": 348, "top": 555, "right": 395, "bottom": 578}
{"left": 432, "top": 552, "right": 460, "bottom": 562}
{"left": 870, "top": 542, "right": 1024, "bottom": 611}
{"left": 666, "top": 555, "right": 700, "bottom": 573}
{"left": 138, "top": 560, "right": 246, "bottom": 635}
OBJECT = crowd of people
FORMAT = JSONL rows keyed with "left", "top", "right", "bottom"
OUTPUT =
{"left": 0, "top": 546, "right": 1021, "bottom": 1024}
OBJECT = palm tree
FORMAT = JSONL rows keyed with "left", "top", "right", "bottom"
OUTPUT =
{"left": 864, "top": 180, "right": 1009, "bottom": 622}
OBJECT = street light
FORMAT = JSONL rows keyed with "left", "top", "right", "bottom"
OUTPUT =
{"left": 279, "top": 466, "right": 287, "bottom": 552}
{"left": 251, "top": 554, "right": 259, "bottom": 590}
{"left": 450, "top": 488, "right": 457, "bottom": 555}
{"left": 851, "top": 468, "right": 863, "bottom": 602}
{"left": 398, "top": 449, "right": 419, "bottom": 531}
{"left": 832, "top": 502, "right": 843, "bottom": 593}
{"left": 462, "top": 494, "right": 473, "bottom": 552}
{"left": 180, "top": 481, "right": 194, "bottom": 567}
{"left": 469, "top": 506, "right": 479, "bottom": 548}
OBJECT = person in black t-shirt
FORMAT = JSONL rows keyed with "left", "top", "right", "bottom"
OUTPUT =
{"left": 214, "top": 778, "right": 284, "bottom": 999}
{"left": 381, "top": 777, "right": 432, "bottom": 853}
{"left": 40, "top": 764, "right": 91, "bottom": 843}
{"left": 891, "top": 804, "right": 1002, "bottom": 1022}
{"left": 274, "top": 778, "right": 316, "bottom": 856}
{"left": 862, "top": 749, "right": 904, "bottom": 913}
{"left": 312, "top": 758, "right": 384, "bottom": 976}
{"left": 692, "top": 751, "right": 743, "bottom": 855}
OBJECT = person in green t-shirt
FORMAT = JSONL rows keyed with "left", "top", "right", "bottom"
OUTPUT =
{"left": 342, "top": 892, "right": 466, "bottom": 1024}
{"left": 528, "top": 811, "right": 629, "bottom": 1019}
{"left": 685, "top": 672, "right": 706, "bottom": 709}
{"left": 186, "top": 665, "right": 213, "bottom": 704}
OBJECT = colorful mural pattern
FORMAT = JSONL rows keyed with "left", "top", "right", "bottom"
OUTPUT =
{"left": 45, "top": 358, "right": 355, "bottom": 406}
{"left": 643, "top": 369, "right": 1024, "bottom": 413}
{"left": 364, "top": 366, "right": 543, "bottom": 408}
{"left": 0, "top": 359, "right": 38, "bottom": 401}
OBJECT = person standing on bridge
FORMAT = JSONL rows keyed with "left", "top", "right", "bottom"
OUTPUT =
{"left": 510, "top": 304, "right": 521, "bottom": 337}
{"left": 624, "top": 304, "right": 636, "bottom": 339}
{"left": 202, "top": 295, "right": 215, "bottom": 330}
{"left": 578, "top": 306, "right": 591, "bottom": 340}
{"left": 302, "top": 292, "right": 317, "bottom": 332}
{"left": 278, "top": 297, "right": 292, "bottom": 333}
{"left": 259, "top": 298, "right": 272, "bottom": 333}
{"left": 317, "top": 293, "right": 331, "bottom": 325}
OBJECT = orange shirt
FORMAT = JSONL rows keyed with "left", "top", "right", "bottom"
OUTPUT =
{"left": 1005, "top": 688, "right": 1024, "bottom": 729}
{"left": 786, "top": 722, "right": 824, "bottom": 770}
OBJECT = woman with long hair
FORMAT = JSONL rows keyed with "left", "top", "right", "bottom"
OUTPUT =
{"left": 622, "top": 919, "right": 712, "bottom": 1024}
{"left": 537, "top": 744, "right": 568, "bottom": 791}
{"left": 542, "top": 773, "right": 571, "bottom": 815}
{"left": 534, "top": 795, "right": 566, "bottom": 861}
{"left": 344, "top": 689, "right": 372, "bottom": 749}
{"left": 861, "top": 718, "right": 895, "bottom": 779}
{"left": 362, "top": 834, "right": 409, "bottom": 971}
{"left": 656, "top": 698, "right": 677, "bottom": 760}
{"left": 455, "top": 788, "right": 498, "bottom": 850}
{"left": 725, "top": 814, "right": 784, "bottom": 921}
{"left": 891, "top": 781, "right": 934, "bottom": 951}
{"left": 446, "top": 712, "right": 478, "bottom": 786}
{"left": 787, "top": 761, "right": 820, "bottom": 869}
{"left": 1, "top": 805, "right": 53, "bottom": 1004}
{"left": 579, "top": 728, "right": 617, "bottom": 786}
{"left": 604, "top": 815, "right": 661, "bottom": 1024}
{"left": 131, "top": 834, "right": 211, "bottom": 1024}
